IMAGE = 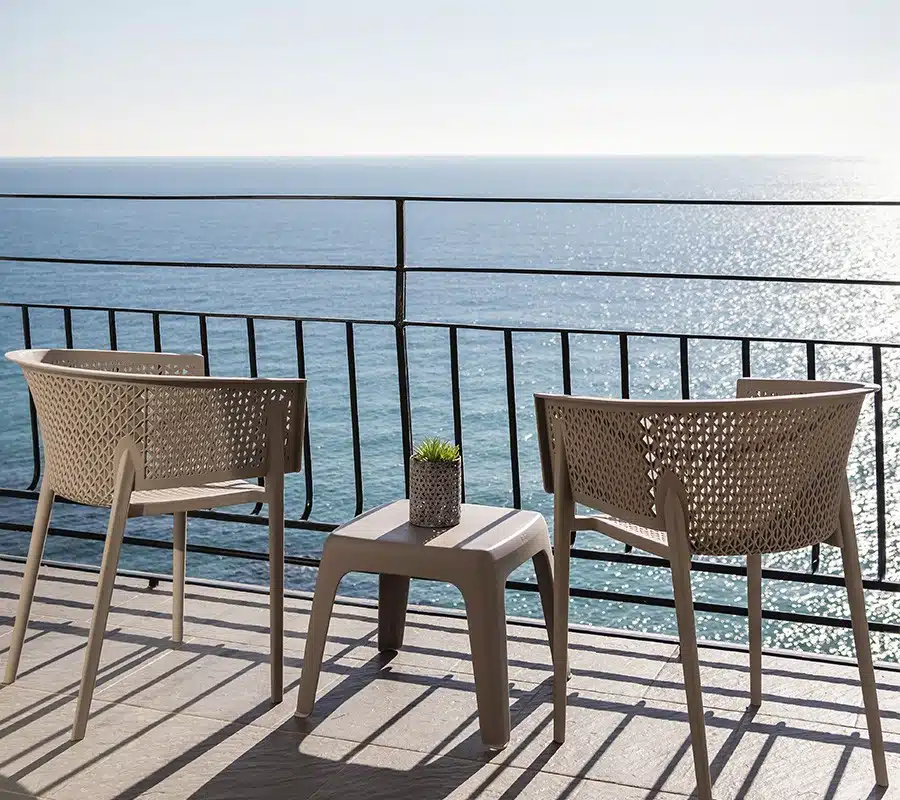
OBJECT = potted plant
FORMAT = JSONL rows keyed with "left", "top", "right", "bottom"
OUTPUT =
{"left": 409, "top": 437, "right": 462, "bottom": 528}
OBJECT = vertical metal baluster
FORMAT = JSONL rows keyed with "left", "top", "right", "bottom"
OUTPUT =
{"left": 63, "top": 307, "right": 74, "bottom": 348}
{"left": 619, "top": 334, "right": 630, "bottom": 399}
{"left": 679, "top": 336, "right": 690, "bottom": 399}
{"left": 246, "top": 317, "right": 258, "bottom": 377}
{"left": 346, "top": 322, "right": 364, "bottom": 516}
{"left": 741, "top": 338, "right": 751, "bottom": 378}
{"left": 246, "top": 317, "right": 264, "bottom": 514}
{"left": 504, "top": 329, "right": 521, "bottom": 509}
{"left": 873, "top": 345, "right": 887, "bottom": 581}
{"left": 449, "top": 326, "right": 466, "bottom": 502}
{"left": 295, "top": 320, "right": 314, "bottom": 520}
{"left": 620, "top": 333, "right": 631, "bottom": 552}
{"left": 807, "top": 342, "right": 821, "bottom": 574}
{"left": 561, "top": 331, "right": 572, "bottom": 395}
{"left": 152, "top": 311, "right": 162, "bottom": 352}
{"left": 394, "top": 199, "right": 412, "bottom": 496}
{"left": 22, "top": 306, "right": 41, "bottom": 490}
{"left": 198, "top": 314, "right": 210, "bottom": 376}
{"left": 107, "top": 310, "right": 118, "bottom": 351}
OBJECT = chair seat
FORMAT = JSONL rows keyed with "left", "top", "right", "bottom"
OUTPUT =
{"left": 578, "top": 513, "right": 669, "bottom": 556}
{"left": 128, "top": 480, "right": 266, "bottom": 517}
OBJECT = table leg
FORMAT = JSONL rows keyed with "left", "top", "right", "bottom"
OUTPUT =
{"left": 378, "top": 574, "right": 411, "bottom": 652}
{"left": 462, "top": 577, "right": 510, "bottom": 750}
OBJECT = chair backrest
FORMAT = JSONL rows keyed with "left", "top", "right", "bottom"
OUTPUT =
{"left": 8, "top": 349, "right": 307, "bottom": 508}
{"left": 534, "top": 379, "right": 875, "bottom": 556}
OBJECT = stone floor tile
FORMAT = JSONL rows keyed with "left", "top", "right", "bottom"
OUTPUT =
{"left": 305, "top": 742, "right": 624, "bottom": 800}
{"left": 94, "top": 634, "right": 374, "bottom": 733}
{"left": 5, "top": 619, "right": 170, "bottom": 699}
{"left": 107, "top": 585, "right": 256, "bottom": 643}
{"left": 168, "top": 590, "right": 380, "bottom": 659}
{"left": 316, "top": 742, "right": 694, "bottom": 799}
{"left": 0, "top": 685, "right": 178, "bottom": 799}
{"left": 53, "top": 724, "right": 353, "bottom": 800}
{"left": 645, "top": 646, "right": 866, "bottom": 728}
{"left": 453, "top": 624, "right": 676, "bottom": 699}
{"left": 498, "top": 684, "right": 752, "bottom": 797}
{"left": 294, "top": 661, "right": 544, "bottom": 762}
{"left": 0, "top": 565, "right": 145, "bottom": 625}
{"left": 333, "top": 610, "right": 471, "bottom": 672}
{"left": 709, "top": 713, "right": 896, "bottom": 800}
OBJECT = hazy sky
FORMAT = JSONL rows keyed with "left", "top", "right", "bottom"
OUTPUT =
{"left": 2, "top": 0, "right": 898, "bottom": 157}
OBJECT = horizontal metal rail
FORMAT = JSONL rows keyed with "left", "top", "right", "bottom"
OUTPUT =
{"left": 4, "top": 301, "right": 900, "bottom": 350}
{"left": 2, "top": 192, "right": 899, "bottom": 206}
{"left": 6, "top": 254, "right": 900, "bottom": 288}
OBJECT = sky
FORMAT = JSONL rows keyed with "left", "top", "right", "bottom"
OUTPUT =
{"left": 1, "top": 0, "right": 898, "bottom": 157}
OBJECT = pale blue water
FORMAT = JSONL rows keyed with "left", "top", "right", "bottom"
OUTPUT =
{"left": 1, "top": 156, "right": 900, "bottom": 659}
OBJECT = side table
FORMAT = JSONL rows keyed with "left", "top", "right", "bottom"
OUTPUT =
{"left": 295, "top": 500, "right": 555, "bottom": 749}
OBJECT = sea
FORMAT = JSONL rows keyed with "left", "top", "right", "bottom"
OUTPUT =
{"left": 1, "top": 155, "right": 899, "bottom": 660}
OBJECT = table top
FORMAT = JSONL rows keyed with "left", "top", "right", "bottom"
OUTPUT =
{"left": 330, "top": 500, "right": 546, "bottom": 552}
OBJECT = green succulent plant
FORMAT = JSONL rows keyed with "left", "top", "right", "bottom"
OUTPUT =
{"left": 412, "top": 437, "right": 460, "bottom": 462}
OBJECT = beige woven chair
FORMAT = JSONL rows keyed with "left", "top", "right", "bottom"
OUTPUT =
{"left": 2, "top": 349, "right": 306, "bottom": 741}
{"left": 535, "top": 378, "right": 887, "bottom": 800}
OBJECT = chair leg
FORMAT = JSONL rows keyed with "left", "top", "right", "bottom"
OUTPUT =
{"left": 172, "top": 512, "right": 186, "bottom": 644}
{"left": 670, "top": 559, "right": 713, "bottom": 800}
{"left": 295, "top": 554, "right": 345, "bottom": 718}
{"left": 3, "top": 483, "right": 54, "bottom": 685}
{"left": 461, "top": 576, "right": 510, "bottom": 750}
{"left": 552, "top": 524, "right": 570, "bottom": 744}
{"left": 840, "top": 519, "right": 889, "bottom": 787}
{"left": 72, "top": 465, "right": 133, "bottom": 741}
{"left": 747, "top": 553, "right": 762, "bottom": 707}
{"left": 268, "top": 474, "right": 285, "bottom": 705}
{"left": 532, "top": 542, "right": 557, "bottom": 657}
{"left": 378, "top": 574, "right": 410, "bottom": 652}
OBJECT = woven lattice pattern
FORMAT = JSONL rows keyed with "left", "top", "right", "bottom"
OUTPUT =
{"left": 25, "top": 370, "right": 147, "bottom": 506}
{"left": 15, "top": 350, "right": 303, "bottom": 508}
{"left": 141, "top": 383, "right": 295, "bottom": 482}
{"left": 542, "top": 395, "right": 865, "bottom": 556}
{"left": 409, "top": 459, "right": 462, "bottom": 528}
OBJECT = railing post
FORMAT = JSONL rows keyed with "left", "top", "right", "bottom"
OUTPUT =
{"left": 395, "top": 199, "right": 412, "bottom": 496}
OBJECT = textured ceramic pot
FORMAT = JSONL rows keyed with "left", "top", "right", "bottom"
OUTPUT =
{"left": 409, "top": 457, "right": 461, "bottom": 527}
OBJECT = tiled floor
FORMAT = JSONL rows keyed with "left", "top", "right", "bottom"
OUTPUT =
{"left": 1, "top": 560, "right": 898, "bottom": 799}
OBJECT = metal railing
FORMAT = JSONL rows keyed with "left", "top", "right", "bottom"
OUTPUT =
{"left": 2, "top": 191, "right": 900, "bottom": 637}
